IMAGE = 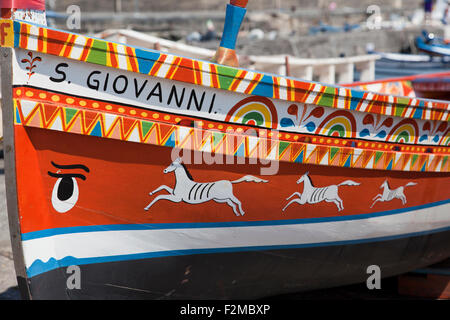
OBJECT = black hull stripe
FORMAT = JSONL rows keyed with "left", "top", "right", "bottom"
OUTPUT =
{"left": 26, "top": 229, "right": 450, "bottom": 299}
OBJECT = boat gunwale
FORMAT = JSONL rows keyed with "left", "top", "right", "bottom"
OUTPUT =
{"left": 3, "top": 19, "right": 450, "bottom": 123}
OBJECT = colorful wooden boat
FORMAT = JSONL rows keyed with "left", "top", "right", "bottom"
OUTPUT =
{"left": 1, "top": 1, "right": 450, "bottom": 300}
{"left": 372, "top": 52, "right": 450, "bottom": 79}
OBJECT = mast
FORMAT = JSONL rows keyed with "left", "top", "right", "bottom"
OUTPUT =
{"left": 212, "top": 0, "right": 248, "bottom": 67}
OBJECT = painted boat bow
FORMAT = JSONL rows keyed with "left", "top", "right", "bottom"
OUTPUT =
{"left": 0, "top": 10, "right": 449, "bottom": 299}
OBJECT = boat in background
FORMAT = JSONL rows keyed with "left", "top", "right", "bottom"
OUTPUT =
{"left": 345, "top": 71, "right": 450, "bottom": 100}
{"left": 1, "top": 0, "right": 449, "bottom": 300}
{"left": 371, "top": 52, "right": 450, "bottom": 79}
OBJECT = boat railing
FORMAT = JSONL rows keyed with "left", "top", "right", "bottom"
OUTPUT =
{"left": 97, "top": 28, "right": 380, "bottom": 85}
{"left": 248, "top": 54, "right": 380, "bottom": 84}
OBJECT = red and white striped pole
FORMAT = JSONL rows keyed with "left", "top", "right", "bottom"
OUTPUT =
{"left": 0, "top": 0, "right": 46, "bottom": 25}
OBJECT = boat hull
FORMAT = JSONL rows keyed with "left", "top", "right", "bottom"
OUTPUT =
{"left": 1, "top": 20, "right": 449, "bottom": 300}
{"left": 416, "top": 37, "right": 450, "bottom": 57}
{"left": 15, "top": 126, "right": 450, "bottom": 299}
{"left": 374, "top": 57, "right": 450, "bottom": 79}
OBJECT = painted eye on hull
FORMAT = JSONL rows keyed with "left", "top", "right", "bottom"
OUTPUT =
{"left": 51, "top": 176, "right": 79, "bottom": 213}
{"left": 48, "top": 161, "right": 90, "bottom": 214}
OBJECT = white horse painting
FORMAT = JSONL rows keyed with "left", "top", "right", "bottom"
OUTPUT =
{"left": 144, "top": 158, "right": 268, "bottom": 216}
{"left": 282, "top": 172, "right": 360, "bottom": 212}
{"left": 370, "top": 180, "right": 417, "bottom": 208}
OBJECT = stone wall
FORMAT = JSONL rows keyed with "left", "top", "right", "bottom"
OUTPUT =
{"left": 51, "top": 0, "right": 423, "bottom": 12}
{"left": 47, "top": 0, "right": 438, "bottom": 59}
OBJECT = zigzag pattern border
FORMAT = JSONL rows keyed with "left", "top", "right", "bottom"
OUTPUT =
{"left": 14, "top": 86, "right": 450, "bottom": 149}
{"left": 14, "top": 99, "right": 450, "bottom": 173}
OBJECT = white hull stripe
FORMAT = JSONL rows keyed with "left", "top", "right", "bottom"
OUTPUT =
{"left": 22, "top": 201, "right": 450, "bottom": 278}
{"left": 21, "top": 199, "right": 450, "bottom": 241}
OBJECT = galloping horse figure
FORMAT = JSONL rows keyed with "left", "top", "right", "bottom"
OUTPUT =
{"left": 144, "top": 158, "right": 268, "bottom": 216}
{"left": 282, "top": 172, "right": 360, "bottom": 212}
{"left": 370, "top": 180, "right": 417, "bottom": 208}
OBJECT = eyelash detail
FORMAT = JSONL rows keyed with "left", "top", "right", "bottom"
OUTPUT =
{"left": 48, "top": 171, "right": 87, "bottom": 181}
{"left": 50, "top": 161, "right": 90, "bottom": 173}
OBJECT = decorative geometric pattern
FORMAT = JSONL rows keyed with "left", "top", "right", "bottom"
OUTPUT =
{"left": 14, "top": 98, "right": 450, "bottom": 173}
{"left": 14, "top": 87, "right": 450, "bottom": 148}
{"left": 3, "top": 20, "right": 450, "bottom": 122}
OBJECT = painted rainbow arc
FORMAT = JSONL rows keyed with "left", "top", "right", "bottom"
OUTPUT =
{"left": 225, "top": 96, "right": 278, "bottom": 129}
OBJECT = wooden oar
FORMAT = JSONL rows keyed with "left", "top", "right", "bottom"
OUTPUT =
{"left": 212, "top": 0, "right": 249, "bottom": 67}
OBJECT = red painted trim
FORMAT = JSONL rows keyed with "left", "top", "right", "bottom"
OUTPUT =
{"left": 0, "top": 0, "right": 11, "bottom": 8}
{"left": 230, "top": 0, "right": 248, "bottom": 8}
{"left": 0, "top": 0, "right": 45, "bottom": 10}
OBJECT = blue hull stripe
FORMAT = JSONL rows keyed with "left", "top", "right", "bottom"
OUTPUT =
{"left": 21, "top": 199, "right": 450, "bottom": 241}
